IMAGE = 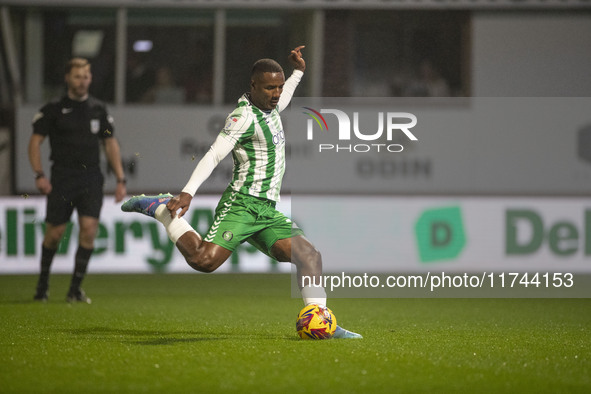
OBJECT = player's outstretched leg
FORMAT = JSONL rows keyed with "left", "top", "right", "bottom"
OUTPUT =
{"left": 333, "top": 325, "right": 363, "bottom": 339}
{"left": 121, "top": 193, "right": 172, "bottom": 218}
{"left": 122, "top": 193, "right": 202, "bottom": 268}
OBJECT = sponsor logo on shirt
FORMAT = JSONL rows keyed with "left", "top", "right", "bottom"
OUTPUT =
{"left": 272, "top": 130, "right": 285, "bottom": 145}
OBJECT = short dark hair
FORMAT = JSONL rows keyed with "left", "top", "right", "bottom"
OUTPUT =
{"left": 65, "top": 58, "right": 90, "bottom": 74}
{"left": 251, "top": 59, "right": 283, "bottom": 78}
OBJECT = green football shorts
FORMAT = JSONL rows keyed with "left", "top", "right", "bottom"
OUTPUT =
{"left": 204, "top": 188, "right": 304, "bottom": 257}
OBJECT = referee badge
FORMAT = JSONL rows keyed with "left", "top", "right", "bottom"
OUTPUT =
{"left": 90, "top": 119, "right": 100, "bottom": 134}
{"left": 222, "top": 231, "right": 234, "bottom": 242}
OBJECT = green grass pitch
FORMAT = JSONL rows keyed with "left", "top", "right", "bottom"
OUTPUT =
{"left": 1, "top": 273, "right": 590, "bottom": 393}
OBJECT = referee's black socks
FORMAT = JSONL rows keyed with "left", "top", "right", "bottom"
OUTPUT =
{"left": 37, "top": 245, "right": 57, "bottom": 292}
{"left": 69, "top": 246, "right": 93, "bottom": 292}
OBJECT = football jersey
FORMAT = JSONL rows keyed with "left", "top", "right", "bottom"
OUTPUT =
{"left": 220, "top": 94, "right": 286, "bottom": 202}
{"left": 32, "top": 96, "right": 114, "bottom": 169}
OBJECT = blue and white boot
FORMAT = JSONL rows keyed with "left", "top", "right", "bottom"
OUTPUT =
{"left": 121, "top": 193, "right": 172, "bottom": 218}
{"left": 333, "top": 325, "right": 363, "bottom": 339}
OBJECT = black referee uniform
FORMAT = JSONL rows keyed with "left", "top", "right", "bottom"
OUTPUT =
{"left": 33, "top": 95, "right": 113, "bottom": 223}
{"left": 32, "top": 95, "right": 114, "bottom": 302}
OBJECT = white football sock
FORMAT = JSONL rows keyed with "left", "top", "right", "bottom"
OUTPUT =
{"left": 154, "top": 204, "right": 200, "bottom": 244}
{"left": 301, "top": 285, "right": 327, "bottom": 307}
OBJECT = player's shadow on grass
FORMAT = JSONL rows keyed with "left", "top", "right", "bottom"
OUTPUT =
{"left": 62, "top": 326, "right": 292, "bottom": 344}
{"left": 63, "top": 326, "right": 229, "bottom": 344}
{"left": 133, "top": 337, "right": 224, "bottom": 345}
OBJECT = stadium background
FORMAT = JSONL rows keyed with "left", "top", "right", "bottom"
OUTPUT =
{"left": 1, "top": 3, "right": 590, "bottom": 394}
{"left": 1, "top": 0, "right": 591, "bottom": 277}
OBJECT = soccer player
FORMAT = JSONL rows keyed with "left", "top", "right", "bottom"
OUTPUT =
{"left": 122, "top": 46, "right": 361, "bottom": 339}
{"left": 29, "top": 58, "right": 127, "bottom": 303}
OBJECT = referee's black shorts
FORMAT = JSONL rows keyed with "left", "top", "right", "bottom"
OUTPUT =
{"left": 45, "top": 166, "right": 104, "bottom": 225}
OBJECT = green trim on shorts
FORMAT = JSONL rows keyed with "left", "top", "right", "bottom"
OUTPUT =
{"left": 205, "top": 188, "right": 304, "bottom": 258}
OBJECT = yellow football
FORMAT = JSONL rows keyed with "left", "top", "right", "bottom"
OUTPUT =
{"left": 296, "top": 304, "right": 337, "bottom": 340}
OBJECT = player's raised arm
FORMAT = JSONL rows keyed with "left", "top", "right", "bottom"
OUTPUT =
{"left": 277, "top": 46, "right": 306, "bottom": 112}
{"left": 288, "top": 45, "right": 306, "bottom": 72}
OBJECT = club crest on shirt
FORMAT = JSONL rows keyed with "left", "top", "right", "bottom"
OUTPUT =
{"left": 90, "top": 119, "right": 100, "bottom": 134}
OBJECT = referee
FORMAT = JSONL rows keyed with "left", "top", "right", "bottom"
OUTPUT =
{"left": 28, "top": 58, "right": 126, "bottom": 303}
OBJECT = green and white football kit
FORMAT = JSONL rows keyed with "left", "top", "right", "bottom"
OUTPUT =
{"left": 181, "top": 70, "right": 304, "bottom": 255}
{"left": 121, "top": 65, "right": 363, "bottom": 338}
{"left": 204, "top": 188, "right": 303, "bottom": 257}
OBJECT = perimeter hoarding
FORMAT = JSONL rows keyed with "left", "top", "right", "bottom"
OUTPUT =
{"left": 0, "top": 196, "right": 289, "bottom": 274}
{"left": 2, "top": 195, "right": 590, "bottom": 274}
